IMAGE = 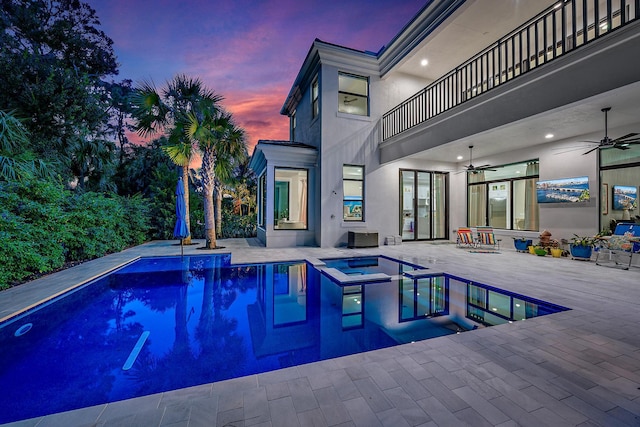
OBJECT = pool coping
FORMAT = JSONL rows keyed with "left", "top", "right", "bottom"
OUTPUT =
{"left": 0, "top": 256, "right": 142, "bottom": 324}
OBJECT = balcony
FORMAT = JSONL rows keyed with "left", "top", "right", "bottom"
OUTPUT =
{"left": 382, "top": 0, "right": 640, "bottom": 142}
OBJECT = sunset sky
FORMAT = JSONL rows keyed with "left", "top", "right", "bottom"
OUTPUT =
{"left": 86, "top": 0, "right": 427, "bottom": 151}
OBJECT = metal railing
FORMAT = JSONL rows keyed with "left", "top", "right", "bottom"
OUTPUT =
{"left": 382, "top": 0, "right": 640, "bottom": 141}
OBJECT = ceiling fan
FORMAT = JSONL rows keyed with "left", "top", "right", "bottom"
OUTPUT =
{"left": 582, "top": 107, "right": 640, "bottom": 155}
{"left": 458, "top": 145, "right": 495, "bottom": 174}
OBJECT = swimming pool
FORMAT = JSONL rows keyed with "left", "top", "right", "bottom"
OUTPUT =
{"left": 0, "top": 255, "right": 568, "bottom": 423}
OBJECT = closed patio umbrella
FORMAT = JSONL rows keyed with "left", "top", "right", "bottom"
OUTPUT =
{"left": 174, "top": 177, "right": 190, "bottom": 256}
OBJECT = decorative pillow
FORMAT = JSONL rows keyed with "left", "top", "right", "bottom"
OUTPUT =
{"left": 608, "top": 235, "right": 632, "bottom": 251}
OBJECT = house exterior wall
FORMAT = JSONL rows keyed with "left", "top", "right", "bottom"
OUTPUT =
{"left": 258, "top": 2, "right": 640, "bottom": 249}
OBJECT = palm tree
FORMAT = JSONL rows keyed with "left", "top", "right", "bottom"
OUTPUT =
{"left": 0, "top": 110, "right": 51, "bottom": 181}
{"left": 213, "top": 121, "right": 247, "bottom": 235}
{"left": 132, "top": 75, "right": 222, "bottom": 245}
{"left": 185, "top": 107, "right": 246, "bottom": 248}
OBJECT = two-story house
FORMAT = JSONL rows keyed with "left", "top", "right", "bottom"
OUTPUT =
{"left": 249, "top": 0, "right": 640, "bottom": 248}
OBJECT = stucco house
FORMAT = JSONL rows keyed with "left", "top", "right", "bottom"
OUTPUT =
{"left": 249, "top": 0, "right": 640, "bottom": 248}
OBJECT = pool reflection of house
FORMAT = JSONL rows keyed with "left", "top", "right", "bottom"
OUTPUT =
{"left": 246, "top": 260, "right": 560, "bottom": 365}
{"left": 250, "top": 0, "right": 640, "bottom": 248}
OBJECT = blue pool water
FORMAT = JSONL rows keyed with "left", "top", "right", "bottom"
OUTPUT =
{"left": 321, "top": 255, "right": 422, "bottom": 275}
{"left": 0, "top": 255, "right": 568, "bottom": 423}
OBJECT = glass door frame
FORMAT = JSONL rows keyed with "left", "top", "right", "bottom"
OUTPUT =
{"left": 399, "top": 169, "right": 449, "bottom": 241}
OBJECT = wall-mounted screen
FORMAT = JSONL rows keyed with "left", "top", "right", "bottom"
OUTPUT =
{"left": 612, "top": 185, "right": 637, "bottom": 210}
{"left": 536, "top": 176, "right": 590, "bottom": 204}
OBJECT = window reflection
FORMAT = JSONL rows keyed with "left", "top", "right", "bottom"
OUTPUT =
{"left": 342, "top": 285, "right": 363, "bottom": 329}
{"left": 273, "top": 263, "right": 307, "bottom": 327}
{"left": 400, "top": 277, "right": 447, "bottom": 322}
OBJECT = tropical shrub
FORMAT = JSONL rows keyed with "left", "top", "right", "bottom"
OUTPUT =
{"left": 0, "top": 180, "right": 67, "bottom": 287}
{"left": 0, "top": 179, "right": 151, "bottom": 289}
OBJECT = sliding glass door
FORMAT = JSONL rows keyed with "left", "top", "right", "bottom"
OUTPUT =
{"left": 401, "top": 170, "right": 448, "bottom": 241}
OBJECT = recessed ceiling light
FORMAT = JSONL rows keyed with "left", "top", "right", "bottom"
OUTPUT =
{"left": 457, "top": 155, "right": 463, "bottom": 160}
{"left": 545, "top": 133, "right": 554, "bottom": 139}
{"left": 420, "top": 59, "right": 428, "bottom": 67}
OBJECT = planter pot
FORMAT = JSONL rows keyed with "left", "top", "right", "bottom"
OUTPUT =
{"left": 534, "top": 248, "right": 547, "bottom": 256}
{"left": 514, "top": 239, "right": 532, "bottom": 252}
{"left": 528, "top": 245, "right": 536, "bottom": 254}
{"left": 570, "top": 244, "right": 592, "bottom": 260}
{"left": 550, "top": 248, "right": 563, "bottom": 258}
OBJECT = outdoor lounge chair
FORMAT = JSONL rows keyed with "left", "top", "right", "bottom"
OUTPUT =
{"left": 456, "top": 227, "right": 477, "bottom": 248}
{"left": 594, "top": 223, "right": 640, "bottom": 270}
{"left": 476, "top": 226, "right": 501, "bottom": 250}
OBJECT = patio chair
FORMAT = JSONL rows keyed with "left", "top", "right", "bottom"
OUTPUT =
{"left": 476, "top": 226, "right": 501, "bottom": 250}
{"left": 594, "top": 223, "right": 640, "bottom": 270}
{"left": 456, "top": 227, "right": 477, "bottom": 248}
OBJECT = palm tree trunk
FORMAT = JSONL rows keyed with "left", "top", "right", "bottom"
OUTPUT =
{"left": 181, "top": 165, "right": 192, "bottom": 245}
{"left": 202, "top": 148, "right": 217, "bottom": 249}
{"left": 215, "top": 181, "right": 223, "bottom": 237}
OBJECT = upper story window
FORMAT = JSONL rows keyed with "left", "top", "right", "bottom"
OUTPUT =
{"left": 311, "top": 77, "right": 319, "bottom": 119}
{"left": 343, "top": 165, "right": 364, "bottom": 221}
{"left": 338, "top": 72, "right": 368, "bottom": 116}
{"left": 291, "top": 110, "right": 296, "bottom": 140}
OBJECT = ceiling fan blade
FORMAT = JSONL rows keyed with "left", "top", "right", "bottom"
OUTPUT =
{"left": 582, "top": 146, "right": 600, "bottom": 155}
{"left": 612, "top": 132, "right": 639, "bottom": 142}
{"left": 577, "top": 140, "right": 601, "bottom": 144}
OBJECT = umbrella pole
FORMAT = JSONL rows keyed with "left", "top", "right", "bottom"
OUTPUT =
{"left": 180, "top": 239, "right": 184, "bottom": 257}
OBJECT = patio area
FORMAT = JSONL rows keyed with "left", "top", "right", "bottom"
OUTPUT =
{"left": 1, "top": 238, "right": 640, "bottom": 427}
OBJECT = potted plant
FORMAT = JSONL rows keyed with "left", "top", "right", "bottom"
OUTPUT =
{"left": 512, "top": 237, "right": 532, "bottom": 252}
{"left": 569, "top": 234, "right": 596, "bottom": 260}
{"left": 534, "top": 246, "right": 547, "bottom": 256}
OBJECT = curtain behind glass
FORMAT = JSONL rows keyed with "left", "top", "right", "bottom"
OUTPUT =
{"left": 468, "top": 183, "right": 487, "bottom": 226}
{"left": 524, "top": 162, "right": 539, "bottom": 230}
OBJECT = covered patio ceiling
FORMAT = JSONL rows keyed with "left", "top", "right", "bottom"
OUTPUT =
{"left": 407, "top": 80, "right": 640, "bottom": 165}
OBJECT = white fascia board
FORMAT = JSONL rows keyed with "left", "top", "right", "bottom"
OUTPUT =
{"left": 260, "top": 144, "right": 318, "bottom": 167}
{"left": 315, "top": 42, "right": 380, "bottom": 76}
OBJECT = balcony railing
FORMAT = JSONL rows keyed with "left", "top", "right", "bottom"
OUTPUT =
{"left": 382, "top": 0, "right": 640, "bottom": 141}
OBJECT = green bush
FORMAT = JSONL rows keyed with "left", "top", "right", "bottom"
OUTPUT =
{"left": 0, "top": 180, "right": 68, "bottom": 287}
{"left": 0, "top": 179, "right": 151, "bottom": 289}
{"left": 220, "top": 211, "right": 257, "bottom": 238}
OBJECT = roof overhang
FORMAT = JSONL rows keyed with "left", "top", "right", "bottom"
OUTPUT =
{"left": 249, "top": 140, "right": 318, "bottom": 174}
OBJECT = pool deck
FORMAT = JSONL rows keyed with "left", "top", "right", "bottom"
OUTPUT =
{"left": 2, "top": 239, "right": 640, "bottom": 426}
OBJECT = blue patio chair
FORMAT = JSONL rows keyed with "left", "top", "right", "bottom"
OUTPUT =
{"left": 595, "top": 223, "right": 640, "bottom": 270}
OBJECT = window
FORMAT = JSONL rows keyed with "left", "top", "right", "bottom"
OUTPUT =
{"left": 291, "top": 110, "right": 296, "bottom": 140}
{"left": 467, "top": 161, "right": 539, "bottom": 231}
{"left": 274, "top": 168, "right": 308, "bottom": 230}
{"left": 343, "top": 165, "right": 364, "bottom": 221}
{"left": 258, "top": 173, "right": 266, "bottom": 228}
{"left": 311, "top": 77, "right": 319, "bottom": 119}
{"left": 338, "top": 72, "right": 368, "bottom": 116}
{"left": 600, "top": 145, "right": 640, "bottom": 230}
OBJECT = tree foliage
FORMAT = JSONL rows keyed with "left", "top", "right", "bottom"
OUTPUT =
{"left": 0, "top": 0, "right": 119, "bottom": 184}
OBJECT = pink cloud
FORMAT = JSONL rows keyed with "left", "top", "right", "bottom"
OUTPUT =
{"left": 88, "top": 0, "right": 426, "bottom": 155}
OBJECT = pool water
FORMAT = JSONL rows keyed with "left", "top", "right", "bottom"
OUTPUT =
{"left": 321, "top": 255, "right": 421, "bottom": 275}
{"left": 0, "top": 255, "right": 568, "bottom": 423}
